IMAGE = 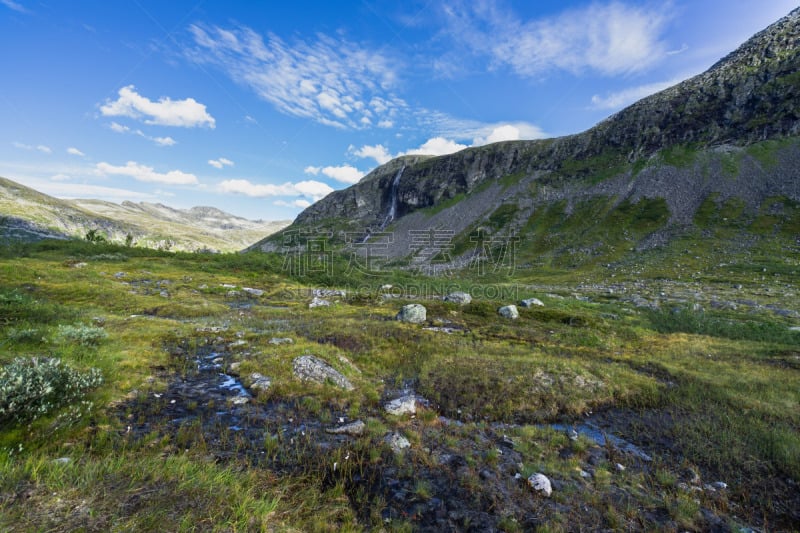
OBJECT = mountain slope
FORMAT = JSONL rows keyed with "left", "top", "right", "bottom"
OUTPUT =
{"left": 0, "top": 177, "right": 289, "bottom": 252}
{"left": 251, "top": 8, "right": 800, "bottom": 269}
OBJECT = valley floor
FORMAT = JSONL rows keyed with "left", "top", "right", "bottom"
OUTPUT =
{"left": 0, "top": 240, "right": 798, "bottom": 532}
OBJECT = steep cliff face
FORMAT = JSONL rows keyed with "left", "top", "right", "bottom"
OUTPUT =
{"left": 253, "top": 8, "right": 800, "bottom": 259}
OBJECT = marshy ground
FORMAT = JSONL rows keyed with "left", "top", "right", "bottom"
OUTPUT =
{"left": 0, "top": 240, "right": 798, "bottom": 531}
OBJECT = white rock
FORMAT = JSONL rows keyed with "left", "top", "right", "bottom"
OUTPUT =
{"left": 326, "top": 420, "right": 366, "bottom": 436}
{"left": 384, "top": 395, "right": 416, "bottom": 416}
{"left": 269, "top": 337, "right": 294, "bottom": 345}
{"left": 243, "top": 287, "right": 264, "bottom": 297}
{"left": 309, "top": 296, "right": 331, "bottom": 308}
{"left": 385, "top": 432, "right": 411, "bottom": 453}
{"left": 520, "top": 298, "right": 544, "bottom": 307}
{"left": 498, "top": 305, "right": 519, "bottom": 319}
{"left": 527, "top": 473, "right": 552, "bottom": 497}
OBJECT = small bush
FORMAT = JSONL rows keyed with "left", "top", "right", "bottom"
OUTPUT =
{"left": 0, "top": 357, "right": 103, "bottom": 425}
{"left": 6, "top": 327, "right": 44, "bottom": 344}
{"left": 56, "top": 324, "right": 108, "bottom": 346}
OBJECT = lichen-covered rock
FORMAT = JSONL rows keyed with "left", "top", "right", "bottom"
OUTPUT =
{"left": 444, "top": 292, "right": 472, "bottom": 305}
{"left": 326, "top": 420, "right": 366, "bottom": 436}
{"left": 527, "top": 473, "right": 552, "bottom": 497}
{"left": 248, "top": 372, "right": 271, "bottom": 392}
{"left": 309, "top": 297, "right": 331, "bottom": 309}
{"left": 385, "top": 432, "right": 411, "bottom": 453}
{"left": 292, "top": 355, "right": 353, "bottom": 390}
{"left": 396, "top": 304, "right": 426, "bottom": 324}
{"left": 498, "top": 305, "right": 519, "bottom": 319}
{"left": 384, "top": 395, "right": 416, "bottom": 416}
{"left": 520, "top": 298, "right": 544, "bottom": 307}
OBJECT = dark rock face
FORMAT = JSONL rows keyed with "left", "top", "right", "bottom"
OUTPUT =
{"left": 253, "top": 9, "right": 800, "bottom": 256}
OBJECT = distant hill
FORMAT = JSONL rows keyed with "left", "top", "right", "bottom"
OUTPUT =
{"left": 251, "top": 8, "right": 800, "bottom": 271}
{"left": 0, "top": 177, "right": 289, "bottom": 252}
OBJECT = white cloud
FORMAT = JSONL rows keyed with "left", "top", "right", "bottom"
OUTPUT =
{"left": 66, "top": 147, "right": 85, "bottom": 156}
{"left": 96, "top": 161, "right": 199, "bottom": 185}
{"left": 11, "top": 176, "right": 158, "bottom": 203}
{"left": 208, "top": 157, "right": 234, "bottom": 169}
{"left": 442, "top": 1, "right": 672, "bottom": 77}
{"left": 590, "top": 76, "right": 692, "bottom": 110}
{"left": 303, "top": 166, "right": 321, "bottom": 175}
{"left": 187, "top": 24, "right": 404, "bottom": 129}
{"left": 400, "top": 137, "right": 468, "bottom": 157}
{"left": 108, "top": 122, "right": 178, "bottom": 147}
{"left": 347, "top": 123, "right": 546, "bottom": 168}
{"left": 378, "top": 119, "right": 393, "bottom": 128}
{"left": 11, "top": 142, "right": 51, "bottom": 153}
{"left": 153, "top": 136, "right": 177, "bottom": 147}
{"left": 100, "top": 85, "right": 215, "bottom": 128}
{"left": 472, "top": 124, "right": 521, "bottom": 145}
{"left": 50, "top": 174, "right": 71, "bottom": 181}
{"left": 320, "top": 165, "right": 365, "bottom": 184}
{"left": 218, "top": 178, "right": 333, "bottom": 201}
{"left": 350, "top": 144, "right": 392, "bottom": 165}
{"left": 1, "top": 0, "right": 29, "bottom": 14}
{"left": 274, "top": 199, "right": 312, "bottom": 208}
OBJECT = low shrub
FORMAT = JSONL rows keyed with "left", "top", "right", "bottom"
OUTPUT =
{"left": 0, "top": 357, "right": 103, "bottom": 425}
{"left": 55, "top": 324, "right": 108, "bottom": 346}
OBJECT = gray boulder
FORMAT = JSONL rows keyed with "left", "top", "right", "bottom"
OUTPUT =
{"left": 292, "top": 355, "right": 354, "bottom": 390}
{"left": 385, "top": 432, "right": 411, "bottom": 453}
{"left": 384, "top": 395, "right": 416, "bottom": 416}
{"left": 396, "top": 303, "right": 427, "bottom": 324}
{"left": 498, "top": 305, "right": 519, "bottom": 319}
{"left": 249, "top": 372, "right": 272, "bottom": 392}
{"left": 444, "top": 292, "right": 472, "bottom": 305}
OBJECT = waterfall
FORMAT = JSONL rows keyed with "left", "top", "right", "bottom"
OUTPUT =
{"left": 380, "top": 166, "right": 405, "bottom": 229}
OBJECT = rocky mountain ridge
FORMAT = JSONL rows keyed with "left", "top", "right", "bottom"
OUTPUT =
{"left": 252, "top": 8, "right": 800, "bottom": 265}
{"left": 0, "top": 176, "right": 289, "bottom": 252}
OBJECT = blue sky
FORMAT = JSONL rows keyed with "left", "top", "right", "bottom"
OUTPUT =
{"left": 0, "top": 0, "right": 796, "bottom": 221}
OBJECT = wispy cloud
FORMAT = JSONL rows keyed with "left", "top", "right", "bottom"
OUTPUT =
{"left": 96, "top": 161, "right": 199, "bottom": 185}
{"left": 274, "top": 199, "right": 312, "bottom": 208}
{"left": 218, "top": 178, "right": 333, "bottom": 201}
{"left": 186, "top": 24, "right": 405, "bottom": 129}
{"left": 66, "top": 147, "right": 85, "bottom": 157}
{"left": 100, "top": 85, "right": 215, "bottom": 128}
{"left": 1, "top": 0, "right": 29, "bottom": 14}
{"left": 440, "top": 1, "right": 673, "bottom": 77}
{"left": 590, "top": 75, "right": 692, "bottom": 110}
{"left": 12, "top": 142, "right": 52, "bottom": 154}
{"left": 208, "top": 157, "right": 234, "bottom": 169}
{"left": 108, "top": 121, "right": 177, "bottom": 147}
